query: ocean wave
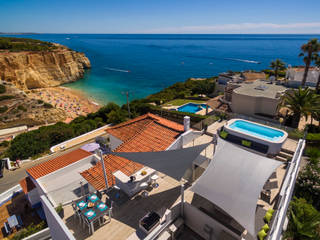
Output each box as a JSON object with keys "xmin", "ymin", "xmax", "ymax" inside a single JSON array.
[
  {"xmin": 104, "ymin": 67, "xmax": 130, "ymax": 73},
  {"xmin": 186, "ymin": 55, "xmax": 260, "ymax": 64}
]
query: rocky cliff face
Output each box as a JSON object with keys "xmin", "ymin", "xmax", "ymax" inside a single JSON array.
[{"xmin": 0, "ymin": 46, "xmax": 91, "ymax": 90}]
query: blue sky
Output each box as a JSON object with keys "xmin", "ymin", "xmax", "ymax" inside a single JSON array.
[{"xmin": 1, "ymin": 0, "xmax": 320, "ymax": 34}]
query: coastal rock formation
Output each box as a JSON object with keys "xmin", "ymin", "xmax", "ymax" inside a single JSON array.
[{"xmin": 0, "ymin": 45, "xmax": 91, "ymax": 90}]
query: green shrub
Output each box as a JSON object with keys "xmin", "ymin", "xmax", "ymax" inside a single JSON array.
[
  {"xmin": 43, "ymin": 103, "xmax": 53, "ymax": 108},
  {"xmin": 306, "ymin": 133, "xmax": 320, "ymax": 141},
  {"xmin": 37, "ymin": 99, "xmax": 44, "ymax": 104},
  {"xmin": 284, "ymin": 198, "xmax": 320, "ymax": 240},
  {"xmin": 0, "ymin": 95, "xmax": 14, "ymax": 101},
  {"xmin": 0, "ymin": 105, "xmax": 8, "ymax": 113},
  {"xmin": 17, "ymin": 105, "xmax": 27, "ymax": 112},
  {"xmin": 0, "ymin": 37, "xmax": 56, "ymax": 52},
  {"xmin": 0, "ymin": 141, "xmax": 9, "ymax": 147},
  {"xmin": 288, "ymin": 129, "xmax": 304, "ymax": 140},
  {"xmin": 0, "ymin": 84, "xmax": 6, "ymax": 94},
  {"xmin": 12, "ymin": 221, "xmax": 47, "ymax": 240}
]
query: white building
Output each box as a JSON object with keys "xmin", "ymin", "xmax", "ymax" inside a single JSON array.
[{"xmin": 286, "ymin": 66, "xmax": 320, "ymax": 88}]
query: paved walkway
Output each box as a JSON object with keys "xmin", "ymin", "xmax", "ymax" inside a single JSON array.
[{"xmin": 206, "ymin": 120, "xmax": 227, "ymax": 135}]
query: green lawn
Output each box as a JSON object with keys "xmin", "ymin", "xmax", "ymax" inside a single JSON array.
[{"xmin": 162, "ymin": 99, "xmax": 205, "ymax": 106}]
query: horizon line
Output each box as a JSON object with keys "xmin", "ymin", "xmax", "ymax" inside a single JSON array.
[{"xmin": 1, "ymin": 32, "xmax": 320, "ymax": 35}]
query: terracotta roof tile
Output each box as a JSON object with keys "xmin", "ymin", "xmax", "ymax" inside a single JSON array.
[
  {"xmin": 19, "ymin": 177, "xmax": 36, "ymax": 194},
  {"xmin": 27, "ymin": 149, "xmax": 92, "ymax": 179},
  {"xmin": 81, "ymin": 113, "xmax": 184, "ymax": 190}
]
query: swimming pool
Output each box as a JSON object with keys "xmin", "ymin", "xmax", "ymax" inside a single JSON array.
[
  {"xmin": 177, "ymin": 103, "xmax": 207, "ymax": 114},
  {"xmin": 229, "ymin": 119, "xmax": 284, "ymax": 141},
  {"xmin": 224, "ymin": 119, "xmax": 288, "ymax": 155}
]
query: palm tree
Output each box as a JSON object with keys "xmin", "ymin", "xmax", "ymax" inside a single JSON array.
[
  {"xmin": 315, "ymin": 56, "xmax": 320, "ymax": 94},
  {"xmin": 270, "ymin": 59, "xmax": 285, "ymax": 81},
  {"xmin": 282, "ymin": 87, "xmax": 319, "ymax": 128},
  {"xmin": 299, "ymin": 38, "xmax": 320, "ymax": 87}
]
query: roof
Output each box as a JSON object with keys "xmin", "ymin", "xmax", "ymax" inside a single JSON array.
[
  {"xmin": 106, "ymin": 113, "xmax": 184, "ymax": 142},
  {"xmin": 81, "ymin": 113, "xmax": 184, "ymax": 190},
  {"xmin": 242, "ymin": 72, "xmax": 266, "ymax": 81},
  {"xmin": 191, "ymin": 139, "xmax": 282, "ymax": 236},
  {"xmin": 233, "ymin": 80, "xmax": 286, "ymax": 98},
  {"xmin": 19, "ymin": 177, "xmax": 36, "ymax": 194},
  {"xmin": 27, "ymin": 149, "xmax": 92, "ymax": 179},
  {"xmin": 290, "ymin": 66, "xmax": 318, "ymax": 72}
]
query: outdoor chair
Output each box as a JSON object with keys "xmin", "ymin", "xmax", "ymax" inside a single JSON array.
[
  {"xmin": 96, "ymin": 190, "xmax": 102, "ymax": 200},
  {"xmin": 82, "ymin": 215, "xmax": 92, "ymax": 235},
  {"xmin": 72, "ymin": 201, "xmax": 82, "ymax": 223},
  {"xmin": 3, "ymin": 222, "xmax": 12, "ymax": 235},
  {"xmin": 17, "ymin": 215, "xmax": 23, "ymax": 228},
  {"xmin": 261, "ymin": 191, "xmax": 271, "ymax": 204}
]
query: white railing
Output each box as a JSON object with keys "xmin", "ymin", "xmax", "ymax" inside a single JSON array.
[
  {"xmin": 23, "ymin": 227, "xmax": 51, "ymax": 240},
  {"xmin": 50, "ymin": 124, "xmax": 111, "ymax": 152},
  {"xmin": 268, "ymin": 139, "xmax": 305, "ymax": 240}
]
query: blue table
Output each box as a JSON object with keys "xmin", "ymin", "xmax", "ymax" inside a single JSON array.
[
  {"xmin": 7, "ymin": 215, "xmax": 18, "ymax": 228},
  {"xmin": 75, "ymin": 195, "xmax": 110, "ymax": 234}
]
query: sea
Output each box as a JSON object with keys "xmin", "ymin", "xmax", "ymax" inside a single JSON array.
[{"xmin": 4, "ymin": 34, "xmax": 320, "ymax": 105}]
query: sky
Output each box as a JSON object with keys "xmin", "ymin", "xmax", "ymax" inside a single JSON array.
[{"xmin": 1, "ymin": 0, "xmax": 320, "ymax": 34}]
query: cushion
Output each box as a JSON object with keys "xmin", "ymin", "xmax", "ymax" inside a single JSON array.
[
  {"xmin": 241, "ymin": 140, "xmax": 252, "ymax": 147},
  {"xmin": 220, "ymin": 131, "xmax": 228, "ymax": 139},
  {"xmin": 257, "ymin": 229, "xmax": 267, "ymax": 240},
  {"xmin": 262, "ymin": 224, "xmax": 269, "ymax": 232},
  {"xmin": 267, "ymin": 209, "xmax": 274, "ymax": 215},
  {"xmin": 264, "ymin": 212, "xmax": 272, "ymax": 223}
]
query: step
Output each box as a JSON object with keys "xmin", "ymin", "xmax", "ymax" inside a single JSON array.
[
  {"xmin": 278, "ymin": 151, "xmax": 293, "ymax": 160},
  {"xmin": 275, "ymin": 155, "xmax": 288, "ymax": 162},
  {"xmin": 280, "ymin": 148, "xmax": 295, "ymax": 155}
]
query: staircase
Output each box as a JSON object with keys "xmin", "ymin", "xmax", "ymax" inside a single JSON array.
[{"xmin": 275, "ymin": 148, "xmax": 295, "ymax": 162}]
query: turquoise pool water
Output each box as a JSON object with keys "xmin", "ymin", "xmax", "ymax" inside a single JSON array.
[
  {"xmin": 177, "ymin": 103, "xmax": 207, "ymax": 113},
  {"xmin": 229, "ymin": 120, "xmax": 284, "ymax": 141}
]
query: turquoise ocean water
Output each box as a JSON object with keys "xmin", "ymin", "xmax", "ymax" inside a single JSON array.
[{"xmin": 5, "ymin": 34, "xmax": 320, "ymax": 105}]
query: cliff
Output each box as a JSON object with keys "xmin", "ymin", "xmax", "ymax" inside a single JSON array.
[
  {"xmin": 0, "ymin": 81, "xmax": 66, "ymax": 129},
  {"xmin": 0, "ymin": 45, "xmax": 91, "ymax": 90}
]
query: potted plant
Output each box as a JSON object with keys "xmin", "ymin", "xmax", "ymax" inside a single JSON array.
[{"xmin": 55, "ymin": 203, "xmax": 64, "ymax": 218}]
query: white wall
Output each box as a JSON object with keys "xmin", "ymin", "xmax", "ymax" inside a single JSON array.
[
  {"xmin": 40, "ymin": 195, "xmax": 75, "ymax": 240},
  {"xmin": 27, "ymin": 188, "xmax": 41, "ymax": 207},
  {"xmin": 286, "ymin": 69, "xmax": 319, "ymax": 87},
  {"xmin": 231, "ymin": 93, "xmax": 280, "ymax": 117},
  {"xmin": 183, "ymin": 203, "xmax": 241, "ymax": 240},
  {"xmin": 37, "ymin": 155, "xmax": 98, "ymax": 206},
  {"xmin": 109, "ymin": 134, "xmax": 123, "ymax": 150}
]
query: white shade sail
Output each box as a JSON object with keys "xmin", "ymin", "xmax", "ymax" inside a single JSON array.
[
  {"xmin": 191, "ymin": 139, "xmax": 282, "ymax": 236},
  {"xmin": 110, "ymin": 142, "xmax": 211, "ymax": 181}
]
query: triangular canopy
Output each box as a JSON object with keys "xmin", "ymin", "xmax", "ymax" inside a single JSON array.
[
  {"xmin": 109, "ymin": 142, "xmax": 211, "ymax": 181},
  {"xmin": 191, "ymin": 139, "xmax": 282, "ymax": 236}
]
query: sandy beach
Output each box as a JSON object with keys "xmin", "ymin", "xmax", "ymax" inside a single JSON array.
[{"xmin": 27, "ymin": 87, "xmax": 101, "ymax": 123}]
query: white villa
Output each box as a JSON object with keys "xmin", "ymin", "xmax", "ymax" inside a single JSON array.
[
  {"xmin": 19, "ymin": 113, "xmax": 304, "ymax": 240},
  {"xmin": 286, "ymin": 66, "xmax": 320, "ymax": 88}
]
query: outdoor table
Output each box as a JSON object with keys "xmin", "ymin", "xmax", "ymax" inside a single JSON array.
[
  {"xmin": 7, "ymin": 215, "xmax": 18, "ymax": 228},
  {"xmin": 75, "ymin": 194, "xmax": 110, "ymax": 234}
]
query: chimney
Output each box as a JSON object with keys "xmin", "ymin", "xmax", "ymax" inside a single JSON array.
[{"xmin": 184, "ymin": 116, "xmax": 190, "ymax": 132}]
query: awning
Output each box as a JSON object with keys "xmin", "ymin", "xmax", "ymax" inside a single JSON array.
[
  {"xmin": 191, "ymin": 139, "xmax": 282, "ymax": 236},
  {"xmin": 109, "ymin": 142, "xmax": 211, "ymax": 181}
]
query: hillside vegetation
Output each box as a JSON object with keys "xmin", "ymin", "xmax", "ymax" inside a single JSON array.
[{"xmin": 0, "ymin": 37, "xmax": 57, "ymax": 52}]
